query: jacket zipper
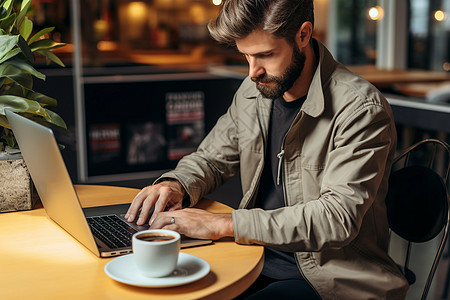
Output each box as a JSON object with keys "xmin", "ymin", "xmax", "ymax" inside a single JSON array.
[
  {"xmin": 276, "ymin": 149, "xmax": 284, "ymax": 185},
  {"xmin": 280, "ymin": 112, "xmax": 322, "ymax": 299},
  {"xmin": 276, "ymin": 108, "xmax": 302, "ymax": 186}
]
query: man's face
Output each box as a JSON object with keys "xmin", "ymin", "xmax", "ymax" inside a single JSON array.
[{"xmin": 236, "ymin": 30, "xmax": 306, "ymax": 99}]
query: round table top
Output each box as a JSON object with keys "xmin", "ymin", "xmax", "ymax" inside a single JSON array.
[{"xmin": 0, "ymin": 184, "xmax": 264, "ymax": 300}]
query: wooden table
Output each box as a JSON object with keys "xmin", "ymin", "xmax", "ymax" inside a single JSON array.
[
  {"xmin": 346, "ymin": 65, "xmax": 450, "ymax": 89},
  {"xmin": 0, "ymin": 185, "xmax": 264, "ymax": 300},
  {"xmin": 209, "ymin": 64, "xmax": 450, "ymax": 89}
]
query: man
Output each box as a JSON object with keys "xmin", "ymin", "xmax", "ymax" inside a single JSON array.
[{"xmin": 126, "ymin": 0, "xmax": 409, "ymax": 298}]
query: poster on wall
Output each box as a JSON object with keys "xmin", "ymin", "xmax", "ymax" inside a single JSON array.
[
  {"xmin": 125, "ymin": 122, "xmax": 166, "ymax": 166},
  {"xmin": 166, "ymin": 91, "xmax": 205, "ymax": 160},
  {"xmin": 88, "ymin": 124, "xmax": 121, "ymax": 164}
]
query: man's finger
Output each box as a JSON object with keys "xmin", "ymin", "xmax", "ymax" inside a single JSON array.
[
  {"xmin": 149, "ymin": 197, "xmax": 169, "ymax": 225},
  {"xmin": 136, "ymin": 193, "xmax": 159, "ymax": 225},
  {"xmin": 125, "ymin": 191, "xmax": 147, "ymax": 222},
  {"xmin": 149, "ymin": 212, "xmax": 171, "ymax": 228}
]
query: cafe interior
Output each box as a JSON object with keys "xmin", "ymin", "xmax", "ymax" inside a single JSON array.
[{"xmin": 2, "ymin": 0, "xmax": 450, "ymax": 299}]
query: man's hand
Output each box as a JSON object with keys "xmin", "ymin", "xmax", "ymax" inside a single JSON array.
[
  {"xmin": 125, "ymin": 180, "xmax": 185, "ymax": 226},
  {"xmin": 150, "ymin": 208, "xmax": 234, "ymax": 240}
]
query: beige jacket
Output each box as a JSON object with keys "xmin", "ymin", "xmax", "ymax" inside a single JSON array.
[{"xmin": 159, "ymin": 40, "xmax": 409, "ymax": 299}]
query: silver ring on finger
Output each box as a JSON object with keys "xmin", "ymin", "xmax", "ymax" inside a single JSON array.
[{"xmin": 170, "ymin": 217, "xmax": 175, "ymax": 224}]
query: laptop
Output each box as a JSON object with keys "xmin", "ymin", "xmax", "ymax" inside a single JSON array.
[{"xmin": 6, "ymin": 110, "xmax": 212, "ymax": 257}]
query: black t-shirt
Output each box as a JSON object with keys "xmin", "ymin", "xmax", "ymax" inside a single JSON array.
[{"xmin": 255, "ymin": 95, "xmax": 306, "ymax": 280}]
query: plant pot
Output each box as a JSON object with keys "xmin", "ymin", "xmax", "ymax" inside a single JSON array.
[{"xmin": 0, "ymin": 150, "xmax": 39, "ymax": 212}]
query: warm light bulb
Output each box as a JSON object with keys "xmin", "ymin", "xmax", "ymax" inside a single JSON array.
[
  {"xmin": 212, "ymin": 0, "xmax": 222, "ymax": 5},
  {"xmin": 434, "ymin": 10, "xmax": 445, "ymax": 22},
  {"xmin": 368, "ymin": 6, "xmax": 384, "ymax": 21},
  {"xmin": 128, "ymin": 2, "xmax": 147, "ymax": 22},
  {"xmin": 443, "ymin": 62, "xmax": 450, "ymax": 72}
]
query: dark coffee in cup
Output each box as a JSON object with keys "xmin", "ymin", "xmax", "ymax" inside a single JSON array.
[
  {"xmin": 133, "ymin": 229, "xmax": 181, "ymax": 277},
  {"xmin": 137, "ymin": 232, "xmax": 176, "ymax": 242}
]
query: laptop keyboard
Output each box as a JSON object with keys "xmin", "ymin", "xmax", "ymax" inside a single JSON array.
[{"xmin": 86, "ymin": 215, "xmax": 138, "ymax": 249}]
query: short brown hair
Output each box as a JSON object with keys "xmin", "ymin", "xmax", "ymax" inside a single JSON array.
[{"xmin": 208, "ymin": 0, "xmax": 314, "ymax": 46}]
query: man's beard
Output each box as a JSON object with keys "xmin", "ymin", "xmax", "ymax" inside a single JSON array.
[{"xmin": 251, "ymin": 45, "xmax": 306, "ymax": 100}]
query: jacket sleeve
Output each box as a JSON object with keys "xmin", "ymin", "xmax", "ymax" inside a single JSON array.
[
  {"xmin": 155, "ymin": 93, "xmax": 241, "ymax": 207},
  {"xmin": 233, "ymin": 100, "xmax": 396, "ymax": 252}
]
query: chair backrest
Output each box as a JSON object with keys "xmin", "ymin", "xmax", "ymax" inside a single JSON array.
[{"xmin": 385, "ymin": 139, "xmax": 450, "ymax": 300}]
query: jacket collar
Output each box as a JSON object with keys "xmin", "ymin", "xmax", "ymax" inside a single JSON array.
[{"xmin": 301, "ymin": 39, "xmax": 336, "ymax": 118}]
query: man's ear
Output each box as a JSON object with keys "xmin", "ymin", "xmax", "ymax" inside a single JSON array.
[{"xmin": 296, "ymin": 21, "xmax": 313, "ymax": 49}]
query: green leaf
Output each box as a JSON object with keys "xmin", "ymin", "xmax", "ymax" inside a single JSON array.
[
  {"xmin": 0, "ymin": 35, "xmax": 19, "ymax": 60},
  {"xmin": 17, "ymin": 34, "xmax": 34, "ymax": 63},
  {"xmin": 0, "ymin": 8, "xmax": 6, "ymax": 21},
  {"xmin": 0, "ymin": 95, "xmax": 49, "ymax": 124},
  {"xmin": 30, "ymin": 39, "xmax": 65, "ymax": 51},
  {"xmin": 0, "ymin": 96, "xmax": 66, "ymax": 131},
  {"xmin": 2, "ymin": 77, "xmax": 13, "ymax": 85},
  {"xmin": 0, "ymin": 12, "xmax": 15, "ymax": 33},
  {"xmin": 0, "ymin": 115, "xmax": 9, "ymax": 129},
  {"xmin": 2, "ymin": 57, "xmax": 46, "ymax": 81},
  {"xmin": 0, "ymin": 47, "xmax": 20, "ymax": 64},
  {"xmin": 3, "ymin": 83, "xmax": 25, "ymax": 97},
  {"xmin": 19, "ymin": 16, "xmax": 32, "ymax": 41},
  {"xmin": 20, "ymin": 0, "xmax": 32, "ymax": 13},
  {"xmin": 43, "ymin": 108, "xmax": 67, "ymax": 130},
  {"xmin": 3, "ymin": 83, "xmax": 57, "ymax": 108},
  {"xmin": 0, "ymin": 6, "xmax": 4, "ymax": 18},
  {"xmin": 0, "ymin": 95, "xmax": 47, "ymax": 115},
  {"xmin": 0, "ymin": 0, "xmax": 13, "ymax": 21},
  {"xmin": 28, "ymin": 26, "xmax": 54, "ymax": 44},
  {"xmin": 0, "ymin": 64, "xmax": 33, "ymax": 89},
  {"xmin": 16, "ymin": 0, "xmax": 31, "ymax": 30},
  {"xmin": 29, "ymin": 38, "xmax": 54, "ymax": 50},
  {"xmin": 25, "ymin": 90, "xmax": 57, "ymax": 107},
  {"xmin": 36, "ymin": 49, "xmax": 65, "ymax": 67}
]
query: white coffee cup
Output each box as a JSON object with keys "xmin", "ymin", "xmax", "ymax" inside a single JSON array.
[{"xmin": 132, "ymin": 229, "xmax": 181, "ymax": 277}]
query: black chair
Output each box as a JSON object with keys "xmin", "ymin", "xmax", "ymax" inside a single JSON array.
[{"xmin": 385, "ymin": 139, "xmax": 450, "ymax": 300}]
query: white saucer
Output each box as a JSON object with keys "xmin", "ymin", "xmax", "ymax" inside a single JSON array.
[{"xmin": 104, "ymin": 252, "xmax": 210, "ymax": 288}]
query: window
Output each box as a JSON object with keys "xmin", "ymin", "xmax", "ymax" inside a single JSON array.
[
  {"xmin": 409, "ymin": 0, "xmax": 450, "ymax": 71},
  {"xmin": 330, "ymin": 0, "xmax": 450, "ymax": 72},
  {"xmin": 328, "ymin": 0, "xmax": 378, "ymax": 65}
]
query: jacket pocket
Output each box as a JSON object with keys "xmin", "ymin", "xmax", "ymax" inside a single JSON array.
[{"xmin": 301, "ymin": 162, "xmax": 325, "ymax": 203}]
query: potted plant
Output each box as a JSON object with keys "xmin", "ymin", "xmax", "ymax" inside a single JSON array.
[{"xmin": 0, "ymin": 0, "xmax": 67, "ymax": 212}]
